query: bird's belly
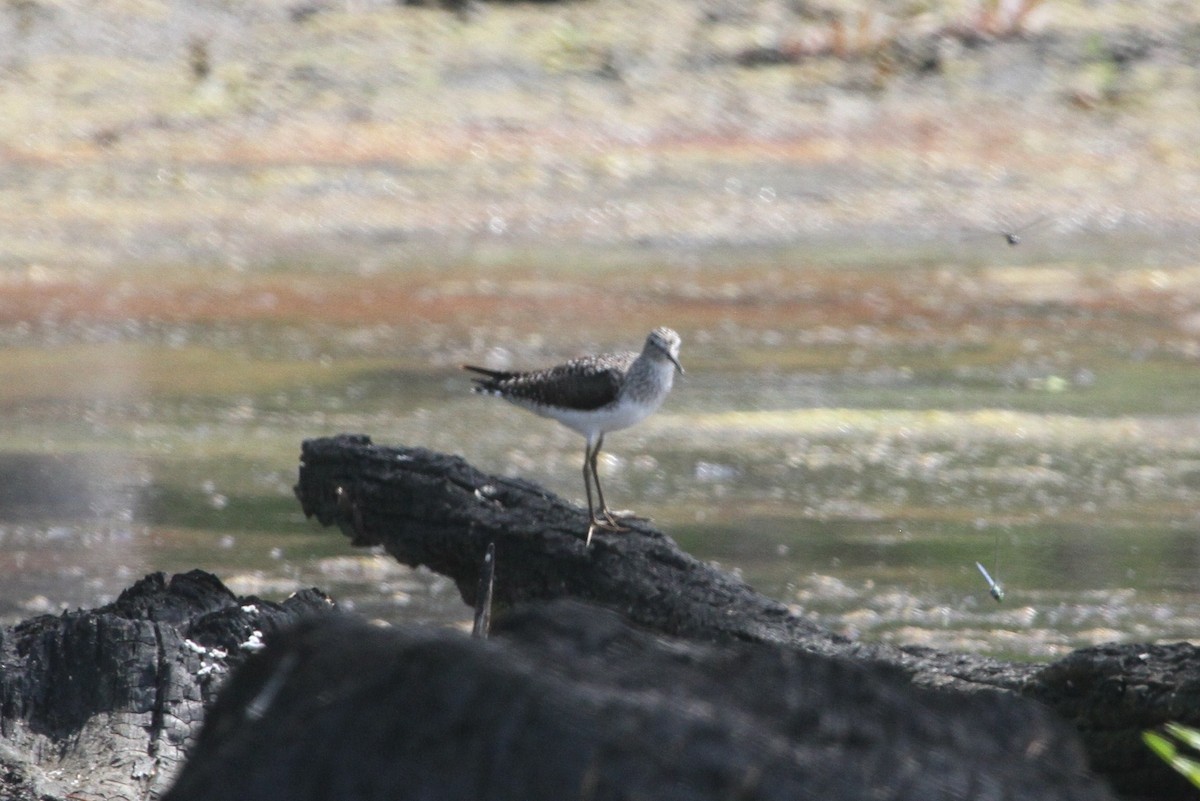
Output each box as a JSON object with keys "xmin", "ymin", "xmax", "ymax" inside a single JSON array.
[{"xmin": 526, "ymin": 398, "xmax": 657, "ymax": 437}]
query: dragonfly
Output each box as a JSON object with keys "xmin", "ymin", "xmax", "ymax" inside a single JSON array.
[
  {"xmin": 975, "ymin": 560, "xmax": 1005, "ymax": 603},
  {"xmin": 966, "ymin": 214, "xmax": 1051, "ymax": 247}
]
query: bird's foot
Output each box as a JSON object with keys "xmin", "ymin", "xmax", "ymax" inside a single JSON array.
[
  {"xmin": 584, "ymin": 513, "xmax": 628, "ymax": 547},
  {"xmin": 600, "ymin": 509, "xmax": 632, "ymax": 530},
  {"xmin": 608, "ymin": 508, "xmax": 649, "ymax": 524}
]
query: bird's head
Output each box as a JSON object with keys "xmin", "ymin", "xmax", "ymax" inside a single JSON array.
[{"xmin": 645, "ymin": 327, "xmax": 683, "ymax": 374}]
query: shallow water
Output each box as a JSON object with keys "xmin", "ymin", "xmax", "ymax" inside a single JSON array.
[{"xmin": 3, "ymin": 241, "xmax": 1200, "ymax": 661}]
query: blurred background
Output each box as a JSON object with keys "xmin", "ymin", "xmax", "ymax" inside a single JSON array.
[{"xmin": 2, "ymin": 0, "xmax": 1200, "ymax": 659}]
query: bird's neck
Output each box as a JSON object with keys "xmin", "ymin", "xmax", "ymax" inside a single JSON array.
[{"xmin": 621, "ymin": 354, "xmax": 674, "ymax": 405}]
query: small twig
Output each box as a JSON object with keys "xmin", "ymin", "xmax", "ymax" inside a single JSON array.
[{"xmin": 472, "ymin": 541, "xmax": 496, "ymax": 639}]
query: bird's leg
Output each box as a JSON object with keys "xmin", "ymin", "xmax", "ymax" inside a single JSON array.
[
  {"xmin": 583, "ymin": 438, "xmax": 601, "ymax": 546},
  {"xmin": 583, "ymin": 437, "xmax": 597, "ymax": 526},
  {"xmin": 583, "ymin": 435, "xmax": 626, "ymax": 546},
  {"xmin": 590, "ymin": 435, "xmax": 628, "ymax": 531}
]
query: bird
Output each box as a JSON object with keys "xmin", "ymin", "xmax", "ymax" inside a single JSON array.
[{"xmin": 464, "ymin": 327, "xmax": 683, "ymax": 546}]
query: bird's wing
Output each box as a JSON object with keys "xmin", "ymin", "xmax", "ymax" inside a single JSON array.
[{"xmin": 470, "ymin": 353, "xmax": 634, "ymax": 411}]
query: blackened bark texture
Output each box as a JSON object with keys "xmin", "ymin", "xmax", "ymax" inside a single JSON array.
[
  {"xmin": 1025, "ymin": 642, "xmax": 1200, "ymax": 801},
  {"xmin": 163, "ymin": 604, "xmax": 1116, "ymax": 801},
  {"xmin": 293, "ymin": 434, "xmax": 1200, "ymax": 800},
  {"xmin": 0, "ymin": 570, "xmax": 334, "ymax": 801},
  {"xmin": 293, "ymin": 435, "xmax": 1021, "ymax": 688}
]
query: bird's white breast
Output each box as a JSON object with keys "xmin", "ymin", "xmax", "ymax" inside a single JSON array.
[{"xmin": 518, "ymin": 394, "xmax": 659, "ymax": 437}]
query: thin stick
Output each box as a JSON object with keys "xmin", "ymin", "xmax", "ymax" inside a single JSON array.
[{"xmin": 472, "ymin": 542, "xmax": 496, "ymax": 638}]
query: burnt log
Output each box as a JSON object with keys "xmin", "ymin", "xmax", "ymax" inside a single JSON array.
[
  {"xmin": 293, "ymin": 434, "xmax": 1200, "ymax": 800},
  {"xmin": 0, "ymin": 569, "xmax": 334, "ymax": 801},
  {"xmin": 294, "ymin": 434, "xmax": 1023, "ymax": 689},
  {"xmin": 164, "ymin": 602, "xmax": 1115, "ymax": 801},
  {"xmin": 1025, "ymin": 642, "xmax": 1200, "ymax": 800},
  {"xmin": 0, "ymin": 435, "xmax": 1192, "ymax": 800}
]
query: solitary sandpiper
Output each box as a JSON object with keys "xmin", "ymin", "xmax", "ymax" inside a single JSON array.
[{"xmin": 464, "ymin": 327, "xmax": 683, "ymax": 546}]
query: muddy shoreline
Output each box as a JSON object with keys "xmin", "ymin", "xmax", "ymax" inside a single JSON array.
[{"xmin": 2, "ymin": 0, "xmax": 1198, "ymax": 270}]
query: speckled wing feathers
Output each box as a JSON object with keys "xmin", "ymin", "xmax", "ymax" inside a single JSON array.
[{"xmin": 465, "ymin": 352, "xmax": 635, "ymax": 411}]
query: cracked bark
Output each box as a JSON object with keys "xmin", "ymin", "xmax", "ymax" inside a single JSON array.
[
  {"xmin": 2, "ymin": 436, "xmax": 1196, "ymax": 800},
  {"xmin": 293, "ymin": 434, "xmax": 1021, "ymax": 689},
  {"xmin": 0, "ymin": 570, "xmax": 335, "ymax": 801},
  {"xmin": 164, "ymin": 604, "xmax": 1119, "ymax": 801},
  {"xmin": 289, "ymin": 433, "xmax": 1200, "ymax": 801}
]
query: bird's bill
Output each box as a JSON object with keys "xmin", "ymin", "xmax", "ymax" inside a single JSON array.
[{"xmin": 669, "ymin": 353, "xmax": 684, "ymax": 374}]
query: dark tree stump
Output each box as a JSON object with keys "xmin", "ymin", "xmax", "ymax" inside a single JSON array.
[
  {"xmin": 293, "ymin": 434, "xmax": 1021, "ymax": 689},
  {"xmin": 1025, "ymin": 642, "xmax": 1200, "ymax": 800},
  {"xmin": 164, "ymin": 603, "xmax": 1116, "ymax": 801},
  {"xmin": 2, "ymin": 436, "xmax": 1194, "ymax": 800},
  {"xmin": 0, "ymin": 570, "xmax": 334, "ymax": 801},
  {"xmin": 293, "ymin": 434, "xmax": 1200, "ymax": 800}
]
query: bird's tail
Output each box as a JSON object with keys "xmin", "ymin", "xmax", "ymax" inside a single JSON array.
[{"xmin": 462, "ymin": 364, "xmax": 513, "ymax": 393}]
